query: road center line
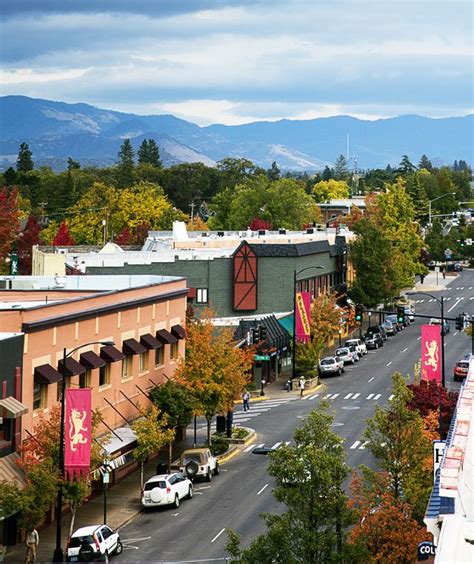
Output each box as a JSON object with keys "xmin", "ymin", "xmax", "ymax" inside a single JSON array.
[
  {"xmin": 211, "ymin": 528, "xmax": 226, "ymax": 544},
  {"xmin": 257, "ymin": 483, "xmax": 269, "ymax": 496},
  {"xmin": 447, "ymin": 299, "xmax": 461, "ymax": 313}
]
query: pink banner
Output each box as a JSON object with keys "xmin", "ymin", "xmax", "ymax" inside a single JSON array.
[
  {"xmin": 296, "ymin": 291, "xmax": 311, "ymax": 343},
  {"xmin": 421, "ymin": 324, "xmax": 441, "ymax": 383},
  {"xmin": 65, "ymin": 388, "xmax": 92, "ymax": 480}
]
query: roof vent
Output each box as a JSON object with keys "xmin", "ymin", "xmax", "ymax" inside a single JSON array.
[
  {"xmin": 201, "ymin": 232, "xmax": 209, "ymax": 237},
  {"xmin": 306, "ymin": 228, "xmax": 314, "ymax": 234},
  {"xmin": 258, "ymin": 230, "xmax": 266, "ymax": 236}
]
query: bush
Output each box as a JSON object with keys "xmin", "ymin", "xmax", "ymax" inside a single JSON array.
[
  {"xmin": 232, "ymin": 427, "xmax": 250, "ymax": 439},
  {"xmin": 210, "ymin": 434, "xmax": 229, "ymax": 456}
]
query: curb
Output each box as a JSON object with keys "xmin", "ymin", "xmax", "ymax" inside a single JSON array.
[
  {"xmin": 217, "ymin": 444, "xmax": 240, "ymax": 464},
  {"xmin": 117, "ymin": 507, "xmax": 143, "ymax": 532}
]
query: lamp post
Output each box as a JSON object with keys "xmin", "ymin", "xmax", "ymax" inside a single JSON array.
[
  {"xmin": 428, "ymin": 192, "xmax": 456, "ymax": 226},
  {"xmin": 53, "ymin": 340, "xmax": 114, "ymax": 563},
  {"xmin": 292, "ymin": 266, "xmax": 324, "ymax": 380}
]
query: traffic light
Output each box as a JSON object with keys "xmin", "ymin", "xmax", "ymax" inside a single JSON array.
[
  {"xmin": 397, "ymin": 306, "xmax": 406, "ymax": 324},
  {"xmin": 355, "ymin": 305, "xmax": 363, "ymax": 323},
  {"xmin": 259, "ymin": 326, "xmax": 267, "ymax": 341},
  {"xmin": 459, "ymin": 239, "xmax": 465, "ymax": 247},
  {"xmin": 251, "ymin": 328, "xmax": 259, "ymax": 344},
  {"xmin": 455, "ymin": 314, "xmax": 464, "ymax": 331}
]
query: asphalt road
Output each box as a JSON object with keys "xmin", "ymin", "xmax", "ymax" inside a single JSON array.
[{"xmin": 115, "ymin": 270, "xmax": 474, "ymax": 563}]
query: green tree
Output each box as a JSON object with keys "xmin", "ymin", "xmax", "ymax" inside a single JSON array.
[
  {"xmin": 17, "ymin": 142, "xmax": 34, "ymax": 172},
  {"xmin": 226, "ymin": 404, "xmax": 362, "ymax": 563},
  {"xmin": 418, "ymin": 154, "xmax": 432, "ymax": 171},
  {"xmin": 398, "ymin": 155, "xmax": 416, "ymax": 175},
  {"xmin": 321, "ymin": 166, "xmax": 332, "ymax": 181},
  {"xmin": 312, "ymin": 179, "xmax": 350, "ymax": 203},
  {"xmin": 67, "ymin": 157, "xmax": 81, "ymax": 170},
  {"xmin": 137, "ymin": 139, "xmax": 162, "ymax": 168},
  {"xmin": 116, "ymin": 138, "xmax": 135, "ymax": 188},
  {"xmin": 334, "ymin": 154, "xmax": 348, "ymax": 179},
  {"xmin": 266, "ymin": 161, "xmax": 280, "ymax": 181}
]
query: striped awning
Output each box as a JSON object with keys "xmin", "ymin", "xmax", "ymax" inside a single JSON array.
[
  {"xmin": 0, "ymin": 397, "xmax": 28, "ymax": 419},
  {"xmin": 0, "ymin": 452, "xmax": 27, "ymax": 489}
]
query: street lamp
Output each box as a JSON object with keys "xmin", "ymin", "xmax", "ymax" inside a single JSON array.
[
  {"xmin": 292, "ymin": 266, "xmax": 324, "ymax": 380},
  {"xmin": 428, "ymin": 192, "xmax": 456, "ymax": 226},
  {"xmin": 53, "ymin": 340, "xmax": 114, "ymax": 563}
]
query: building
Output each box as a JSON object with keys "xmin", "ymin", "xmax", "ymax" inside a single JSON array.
[{"xmin": 318, "ymin": 197, "xmax": 366, "ymax": 225}]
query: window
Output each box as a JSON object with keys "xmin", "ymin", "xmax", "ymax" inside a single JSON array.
[
  {"xmin": 170, "ymin": 342, "xmax": 179, "ymax": 361},
  {"xmin": 33, "ymin": 383, "xmax": 46, "ymax": 410},
  {"xmin": 99, "ymin": 364, "xmax": 110, "ymax": 387},
  {"xmin": 155, "ymin": 347, "xmax": 164, "ymax": 367},
  {"xmin": 80, "ymin": 370, "xmax": 91, "ymax": 388},
  {"xmin": 121, "ymin": 355, "xmax": 133, "ymax": 380},
  {"xmin": 139, "ymin": 351, "xmax": 149, "ymax": 372},
  {"xmin": 196, "ymin": 288, "xmax": 208, "ymax": 303}
]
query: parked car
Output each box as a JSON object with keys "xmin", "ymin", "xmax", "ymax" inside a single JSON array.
[
  {"xmin": 386, "ymin": 314, "xmax": 404, "ymax": 332},
  {"xmin": 364, "ymin": 332, "xmax": 384, "ymax": 350},
  {"xmin": 142, "ymin": 472, "xmax": 193, "ymax": 509},
  {"xmin": 345, "ymin": 343, "xmax": 360, "ymax": 361},
  {"xmin": 453, "ymin": 354, "xmax": 472, "ymax": 381},
  {"xmin": 404, "ymin": 306, "xmax": 415, "ymax": 323},
  {"xmin": 66, "ymin": 525, "xmax": 122, "ymax": 562},
  {"xmin": 381, "ymin": 319, "xmax": 396, "ymax": 336},
  {"xmin": 335, "ymin": 346, "xmax": 357, "ymax": 365},
  {"xmin": 178, "ymin": 448, "xmax": 219, "ymax": 482},
  {"xmin": 345, "ymin": 338, "xmax": 368, "ymax": 356},
  {"xmin": 318, "ymin": 356, "xmax": 345, "ymax": 376},
  {"xmin": 429, "ymin": 318, "xmax": 450, "ymax": 334},
  {"xmin": 367, "ymin": 325, "xmax": 388, "ymax": 341}
]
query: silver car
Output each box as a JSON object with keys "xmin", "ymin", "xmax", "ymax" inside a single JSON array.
[
  {"xmin": 335, "ymin": 347, "xmax": 357, "ymax": 365},
  {"xmin": 318, "ymin": 356, "xmax": 345, "ymax": 376}
]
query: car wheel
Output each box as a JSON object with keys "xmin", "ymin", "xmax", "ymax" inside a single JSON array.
[
  {"xmin": 214, "ymin": 462, "xmax": 220, "ymax": 476},
  {"xmin": 104, "ymin": 551, "xmax": 109, "ymax": 564},
  {"xmin": 206, "ymin": 469, "xmax": 213, "ymax": 482},
  {"xmin": 115, "ymin": 541, "xmax": 123, "ymax": 555},
  {"xmin": 375, "ymin": 343, "xmax": 378, "ymax": 349},
  {"xmin": 337, "ymin": 369, "xmax": 342, "ymax": 376},
  {"xmin": 187, "ymin": 486, "xmax": 193, "ymax": 499},
  {"xmin": 173, "ymin": 494, "xmax": 180, "ymax": 508}
]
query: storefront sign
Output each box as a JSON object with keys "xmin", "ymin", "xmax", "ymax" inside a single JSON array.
[
  {"xmin": 417, "ymin": 541, "xmax": 436, "ymax": 560},
  {"xmin": 254, "ymin": 355, "xmax": 270, "ymax": 361},
  {"xmin": 296, "ymin": 291, "xmax": 311, "ymax": 343},
  {"xmin": 421, "ymin": 325, "xmax": 441, "ymax": 383}
]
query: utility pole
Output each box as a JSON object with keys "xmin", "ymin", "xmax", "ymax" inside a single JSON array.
[{"xmin": 189, "ymin": 202, "xmax": 195, "ymax": 223}]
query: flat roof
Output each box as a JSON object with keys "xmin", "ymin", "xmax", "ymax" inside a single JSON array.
[{"xmin": 0, "ymin": 332, "xmax": 23, "ymax": 341}]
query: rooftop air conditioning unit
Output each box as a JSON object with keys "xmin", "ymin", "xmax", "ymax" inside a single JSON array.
[
  {"xmin": 217, "ymin": 231, "xmax": 224, "ymax": 237},
  {"xmin": 278, "ymin": 228, "xmax": 286, "ymax": 235},
  {"xmin": 306, "ymin": 228, "xmax": 314, "ymax": 234},
  {"xmin": 201, "ymin": 232, "xmax": 209, "ymax": 237},
  {"xmin": 258, "ymin": 230, "xmax": 266, "ymax": 236}
]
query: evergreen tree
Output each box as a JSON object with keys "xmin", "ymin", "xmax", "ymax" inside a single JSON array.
[
  {"xmin": 266, "ymin": 161, "xmax": 280, "ymax": 182},
  {"xmin": 4, "ymin": 167, "xmax": 17, "ymax": 186},
  {"xmin": 116, "ymin": 138, "xmax": 135, "ymax": 188},
  {"xmin": 138, "ymin": 139, "xmax": 162, "ymax": 168},
  {"xmin": 17, "ymin": 142, "xmax": 34, "ymax": 172},
  {"xmin": 322, "ymin": 166, "xmax": 332, "ymax": 181},
  {"xmin": 334, "ymin": 154, "xmax": 348, "ymax": 179},
  {"xmin": 398, "ymin": 155, "xmax": 416, "ymax": 175},
  {"xmin": 418, "ymin": 154, "xmax": 432, "ymax": 171},
  {"xmin": 67, "ymin": 157, "xmax": 81, "ymax": 170}
]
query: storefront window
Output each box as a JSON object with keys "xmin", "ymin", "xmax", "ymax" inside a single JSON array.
[{"xmin": 99, "ymin": 364, "xmax": 110, "ymax": 387}]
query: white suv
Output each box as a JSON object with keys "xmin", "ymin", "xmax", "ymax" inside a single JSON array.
[
  {"xmin": 67, "ymin": 525, "xmax": 122, "ymax": 562},
  {"xmin": 345, "ymin": 338, "xmax": 368, "ymax": 356},
  {"xmin": 142, "ymin": 472, "xmax": 193, "ymax": 509}
]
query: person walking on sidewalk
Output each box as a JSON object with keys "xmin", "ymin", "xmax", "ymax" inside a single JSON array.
[
  {"xmin": 298, "ymin": 377, "xmax": 305, "ymax": 398},
  {"xmin": 24, "ymin": 528, "xmax": 39, "ymax": 564},
  {"xmin": 242, "ymin": 390, "xmax": 250, "ymax": 412}
]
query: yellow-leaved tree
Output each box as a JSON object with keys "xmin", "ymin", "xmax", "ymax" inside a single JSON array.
[{"xmin": 312, "ymin": 179, "xmax": 350, "ymax": 203}]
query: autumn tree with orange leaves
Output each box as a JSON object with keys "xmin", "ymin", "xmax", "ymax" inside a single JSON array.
[{"xmin": 176, "ymin": 310, "xmax": 254, "ymax": 444}]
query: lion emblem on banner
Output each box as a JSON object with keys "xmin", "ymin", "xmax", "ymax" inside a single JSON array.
[
  {"xmin": 69, "ymin": 408, "xmax": 88, "ymax": 452},
  {"xmin": 424, "ymin": 339, "xmax": 439, "ymax": 370}
]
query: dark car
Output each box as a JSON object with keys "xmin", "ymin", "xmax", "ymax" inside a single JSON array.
[
  {"xmin": 386, "ymin": 314, "xmax": 404, "ymax": 332},
  {"xmin": 381, "ymin": 319, "xmax": 396, "ymax": 336},
  {"xmin": 364, "ymin": 332, "xmax": 384, "ymax": 350},
  {"xmin": 367, "ymin": 325, "xmax": 388, "ymax": 341}
]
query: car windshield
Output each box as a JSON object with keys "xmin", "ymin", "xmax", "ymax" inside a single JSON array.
[
  {"xmin": 69, "ymin": 535, "xmax": 94, "ymax": 548},
  {"xmin": 182, "ymin": 454, "xmax": 202, "ymax": 464},
  {"xmin": 386, "ymin": 315, "xmax": 397, "ymax": 321},
  {"xmin": 336, "ymin": 349, "xmax": 349, "ymax": 355},
  {"xmin": 144, "ymin": 480, "xmax": 166, "ymax": 491},
  {"xmin": 345, "ymin": 340, "xmax": 357, "ymax": 346},
  {"xmin": 320, "ymin": 359, "xmax": 334, "ymax": 365}
]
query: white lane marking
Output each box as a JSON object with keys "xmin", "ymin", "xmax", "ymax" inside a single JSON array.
[
  {"xmin": 344, "ymin": 393, "xmax": 353, "ymax": 399},
  {"xmin": 445, "ymin": 297, "xmax": 451, "ymax": 301},
  {"xmin": 419, "ymin": 299, "xmax": 425, "ymax": 303},
  {"xmin": 373, "ymin": 394, "xmax": 381, "ymax": 400},
  {"xmin": 257, "ymin": 483, "xmax": 269, "ymax": 496},
  {"xmin": 360, "ymin": 441, "xmax": 368, "ymax": 449},
  {"xmin": 368, "ymin": 377, "xmax": 374, "ymax": 383},
  {"xmin": 386, "ymin": 361, "xmax": 392, "ymax": 366},
  {"xmin": 172, "ymin": 513, "xmax": 180, "ymax": 517},
  {"xmin": 271, "ymin": 441, "xmax": 282, "ymax": 449},
  {"xmin": 447, "ymin": 299, "xmax": 462, "ymax": 313},
  {"xmin": 470, "ymin": 296, "xmax": 474, "ymax": 300},
  {"xmin": 350, "ymin": 440, "xmax": 361, "ymax": 449},
  {"xmin": 366, "ymin": 393, "xmax": 374, "ymax": 400},
  {"xmin": 389, "ymin": 394, "xmax": 394, "ymax": 401},
  {"xmin": 245, "ymin": 442, "xmax": 264, "ymax": 452},
  {"xmin": 454, "ymin": 331, "xmax": 458, "ymax": 337},
  {"xmin": 429, "ymin": 299, "xmax": 434, "ymax": 302},
  {"xmin": 402, "ymin": 347, "xmax": 408, "ymax": 352},
  {"xmin": 460, "ymin": 287, "xmax": 464, "ymax": 290},
  {"xmin": 307, "ymin": 393, "xmax": 320, "ymax": 400},
  {"xmin": 324, "ymin": 393, "xmax": 339, "ymax": 399},
  {"xmin": 285, "ymin": 441, "xmax": 291, "ymax": 446},
  {"xmin": 417, "ymin": 336, "xmax": 421, "ymax": 340},
  {"xmin": 469, "ymin": 287, "xmax": 472, "ymax": 290},
  {"xmin": 211, "ymin": 528, "xmax": 226, "ymax": 544},
  {"xmin": 232, "ymin": 418, "xmax": 250, "ymax": 422},
  {"xmin": 331, "ymin": 393, "xmax": 340, "ymax": 399},
  {"xmin": 352, "ymin": 393, "xmax": 360, "ymax": 399}
]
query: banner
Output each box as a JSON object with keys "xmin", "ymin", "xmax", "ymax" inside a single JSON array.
[
  {"xmin": 296, "ymin": 291, "xmax": 311, "ymax": 343},
  {"xmin": 421, "ymin": 324, "xmax": 441, "ymax": 383},
  {"xmin": 65, "ymin": 388, "xmax": 92, "ymax": 479}
]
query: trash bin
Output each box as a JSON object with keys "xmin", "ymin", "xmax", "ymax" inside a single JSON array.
[
  {"xmin": 156, "ymin": 462, "xmax": 168, "ymax": 474},
  {"xmin": 216, "ymin": 415, "xmax": 226, "ymax": 433},
  {"xmin": 285, "ymin": 379, "xmax": 293, "ymax": 392},
  {"xmin": 226, "ymin": 412, "xmax": 233, "ymax": 438}
]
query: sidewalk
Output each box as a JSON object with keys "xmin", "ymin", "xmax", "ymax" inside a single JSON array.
[{"xmin": 410, "ymin": 270, "xmax": 457, "ymax": 293}]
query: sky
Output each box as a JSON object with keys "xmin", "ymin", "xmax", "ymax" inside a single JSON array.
[{"xmin": 0, "ymin": 0, "xmax": 473, "ymax": 126}]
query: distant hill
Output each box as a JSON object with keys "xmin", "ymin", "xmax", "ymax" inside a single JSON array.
[{"xmin": 0, "ymin": 95, "xmax": 472, "ymax": 171}]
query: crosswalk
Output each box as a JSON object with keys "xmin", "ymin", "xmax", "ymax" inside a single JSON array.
[
  {"xmin": 242, "ymin": 438, "xmax": 377, "ymax": 452},
  {"xmin": 414, "ymin": 295, "xmax": 474, "ymax": 302}
]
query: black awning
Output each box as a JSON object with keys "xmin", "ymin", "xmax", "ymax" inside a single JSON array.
[
  {"xmin": 156, "ymin": 329, "xmax": 178, "ymax": 345},
  {"xmin": 80, "ymin": 351, "xmax": 106, "ymax": 370},
  {"xmin": 34, "ymin": 364, "xmax": 62, "ymax": 385},
  {"xmin": 171, "ymin": 324, "xmax": 186, "ymax": 340},
  {"xmin": 122, "ymin": 338, "xmax": 147, "ymax": 356},
  {"xmin": 58, "ymin": 357, "xmax": 86, "ymax": 377},
  {"xmin": 100, "ymin": 345, "xmax": 126, "ymax": 363},
  {"xmin": 140, "ymin": 333, "xmax": 162, "ymax": 350}
]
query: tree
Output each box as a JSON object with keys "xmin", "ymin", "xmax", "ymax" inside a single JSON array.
[
  {"xmin": 312, "ymin": 179, "xmax": 350, "ymax": 203},
  {"xmin": 17, "ymin": 142, "xmax": 34, "ymax": 172},
  {"xmin": 67, "ymin": 157, "xmax": 81, "ymax": 170},
  {"xmin": 138, "ymin": 139, "xmax": 162, "ymax": 168},
  {"xmin": 304, "ymin": 292, "xmax": 342, "ymax": 368},
  {"xmin": 248, "ymin": 217, "xmax": 273, "ymax": 230},
  {"xmin": 17, "ymin": 215, "xmax": 41, "ymax": 274},
  {"xmin": 334, "ymin": 154, "xmax": 348, "ymax": 179},
  {"xmin": 266, "ymin": 161, "xmax": 280, "ymax": 181},
  {"xmin": 116, "ymin": 138, "xmax": 135, "ymax": 188},
  {"xmin": 4, "ymin": 166, "xmax": 17, "ymax": 185},
  {"xmin": 226, "ymin": 404, "xmax": 362, "ymax": 563},
  {"xmin": 418, "ymin": 154, "xmax": 432, "ymax": 171},
  {"xmin": 398, "ymin": 155, "xmax": 416, "ymax": 175},
  {"xmin": 132, "ymin": 405, "xmax": 175, "ymax": 493},
  {"xmin": 52, "ymin": 221, "xmax": 76, "ymax": 246},
  {"xmin": 0, "ymin": 187, "xmax": 20, "ymax": 274},
  {"xmin": 176, "ymin": 310, "xmax": 254, "ymax": 444},
  {"xmin": 364, "ymin": 373, "xmax": 432, "ymax": 522},
  {"xmin": 187, "ymin": 216, "xmax": 209, "ymax": 231},
  {"xmin": 321, "ymin": 166, "xmax": 332, "ymax": 181}
]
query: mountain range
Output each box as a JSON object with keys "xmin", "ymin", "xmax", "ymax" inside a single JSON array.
[{"xmin": 0, "ymin": 95, "xmax": 472, "ymax": 172}]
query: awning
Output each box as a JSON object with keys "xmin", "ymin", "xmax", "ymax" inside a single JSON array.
[
  {"xmin": 34, "ymin": 364, "xmax": 62, "ymax": 385},
  {"xmin": 100, "ymin": 345, "xmax": 126, "ymax": 363},
  {"xmin": 122, "ymin": 338, "xmax": 147, "ymax": 356},
  {"xmin": 156, "ymin": 329, "xmax": 178, "ymax": 345},
  {"xmin": 58, "ymin": 357, "xmax": 86, "ymax": 377},
  {"xmin": 140, "ymin": 333, "xmax": 162, "ymax": 350},
  {"xmin": 278, "ymin": 314, "xmax": 294, "ymax": 337},
  {"xmin": 0, "ymin": 452, "xmax": 27, "ymax": 489},
  {"xmin": 171, "ymin": 324, "xmax": 186, "ymax": 340},
  {"xmin": 102, "ymin": 424, "xmax": 137, "ymax": 456},
  {"xmin": 0, "ymin": 397, "xmax": 28, "ymax": 419},
  {"xmin": 80, "ymin": 351, "xmax": 106, "ymax": 370}
]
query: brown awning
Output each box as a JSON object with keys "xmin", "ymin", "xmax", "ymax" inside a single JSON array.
[
  {"xmin": 140, "ymin": 333, "xmax": 162, "ymax": 350},
  {"xmin": 0, "ymin": 397, "xmax": 28, "ymax": 419},
  {"xmin": 171, "ymin": 324, "xmax": 186, "ymax": 340},
  {"xmin": 58, "ymin": 357, "xmax": 86, "ymax": 377},
  {"xmin": 34, "ymin": 364, "xmax": 62, "ymax": 385},
  {"xmin": 156, "ymin": 329, "xmax": 177, "ymax": 345},
  {"xmin": 123, "ymin": 338, "xmax": 147, "ymax": 356},
  {"xmin": 80, "ymin": 351, "xmax": 106, "ymax": 370},
  {"xmin": 100, "ymin": 345, "xmax": 126, "ymax": 363}
]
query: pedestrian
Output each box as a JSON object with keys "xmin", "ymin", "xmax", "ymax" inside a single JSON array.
[
  {"xmin": 419, "ymin": 273, "xmax": 425, "ymax": 284},
  {"xmin": 299, "ymin": 377, "xmax": 305, "ymax": 398},
  {"xmin": 242, "ymin": 390, "xmax": 250, "ymax": 412},
  {"xmin": 24, "ymin": 527, "xmax": 39, "ymax": 564}
]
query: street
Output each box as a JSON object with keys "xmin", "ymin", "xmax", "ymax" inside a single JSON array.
[{"xmin": 115, "ymin": 270, "xmax": 474, "ymax": 563}]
